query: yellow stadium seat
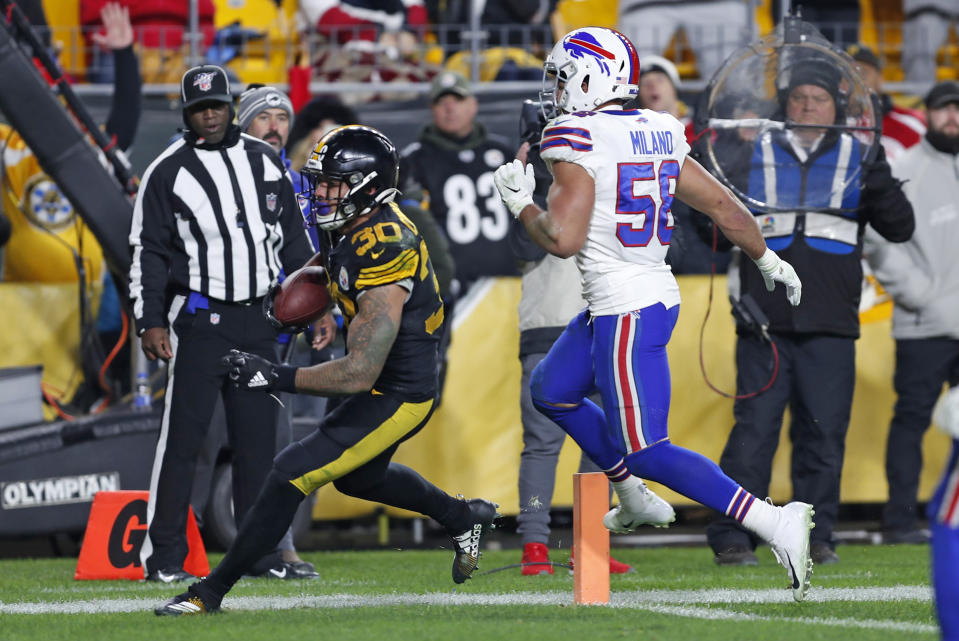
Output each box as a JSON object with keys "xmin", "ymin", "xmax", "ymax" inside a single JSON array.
[
  {"xmin": 444, "ymin": 47, "xmax": 544, "ymax": 82},
  {"xmin": 550, "ymin": 0, "xmax": 618, "ymax": 35},
  {"xmin": 41, "ymin": 0, "xmax": 85, "ymax": 77},
  {"xmin": 860, "ymin": 0, "xmax": 958, "ymax": 83},
  {"xmin": 211, "ymin": 0, "xmax": 299, "ymax": 85}
]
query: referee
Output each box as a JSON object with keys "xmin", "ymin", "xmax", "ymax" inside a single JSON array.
[{"xmin": 129, "ymin": 65, "xmax": 313, "ymax": 582}]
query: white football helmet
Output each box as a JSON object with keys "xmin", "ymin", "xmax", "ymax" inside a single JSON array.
[{"xmin": 541, "ymin": 27, "xmax": 640, "ymax": 115}]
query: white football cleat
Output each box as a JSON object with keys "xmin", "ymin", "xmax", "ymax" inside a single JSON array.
[
  {"xmin": 603, "ymin": 482, "xmax": 676, "ymax": 533},
  {"xmin": 769, "ymin": 501, "xmax": 815, "ymax": 602}
]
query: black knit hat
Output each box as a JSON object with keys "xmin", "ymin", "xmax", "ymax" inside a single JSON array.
[{"xmin": 786, "ymin": 60, "xmax": 841, "ymax": 102}]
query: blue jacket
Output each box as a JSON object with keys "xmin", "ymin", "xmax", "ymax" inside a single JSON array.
[{"xmin": 738, "ymin": 131, "xmax": 914, "ymax": 337}]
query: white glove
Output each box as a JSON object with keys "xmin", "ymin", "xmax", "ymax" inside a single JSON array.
[
  {"xmin": 493, "ymin": 159, "xmax": 535, "ymax": 218},
  {"xmin": 934, "ymin": 386, "xmax": 959, "ymax": 439},
  {"xmin": 753, "ymin": 248, "xmax": 802, "ymax": 306}
]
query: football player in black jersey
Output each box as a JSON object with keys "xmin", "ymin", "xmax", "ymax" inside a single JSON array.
[{"xmin": 155, "ymin": 126, "xmax": 498, "ymax": 616}]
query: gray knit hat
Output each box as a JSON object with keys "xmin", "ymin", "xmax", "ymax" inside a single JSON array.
[{"xmin": 237, "ymin": 85, "xmax": 294, "ymax": 133}]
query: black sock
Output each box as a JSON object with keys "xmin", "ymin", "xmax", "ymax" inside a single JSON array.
[
  {"xmin": 194, "ymin": 470, "xmax": 305, "ymax": 606},
  {"xmin": 335, "ymin": 463, "xmax": 471, "ymax": 533}
]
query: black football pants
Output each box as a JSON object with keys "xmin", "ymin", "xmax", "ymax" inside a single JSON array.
[
  {"xmin": 142, "ymin": 294, "xmax": 280, "ymax": 575},
  {"xmin": 706, "ymin": 332, "xmax": 855, "ymax": 552},
  {"xmin": 883, "ymin": 337, "xmax": 959, "ymax": 533},
  {"xmin": 195, "ymin": 390, "xmax": 473, "ymax": 602}
]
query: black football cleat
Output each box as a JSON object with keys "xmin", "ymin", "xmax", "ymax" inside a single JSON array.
[
  {"xmin": 450, "ymin": 498, "xmax": 499, "ymax": 584},
  {"xmin": 251, "ymin": 560, "xmax": 320, "ymax": 580},
  {"xmin": 154, "ymin": 589, "xmax": 219, "ymax": 616}
]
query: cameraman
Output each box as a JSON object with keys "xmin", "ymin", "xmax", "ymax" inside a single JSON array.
[{"xmin": 508, "ymin": 101, "xmax": 654, "ymax": 575}]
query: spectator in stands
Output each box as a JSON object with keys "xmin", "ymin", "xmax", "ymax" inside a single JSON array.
[
  {"xmin": 298, "ymin": 0, "xmax": 425, "ymax": 49},
  {"xmin": 401, "ymin": 71, "xmax": 518, "ymax": 298},
  {"xmin": 480, "ymin": 0, "xmax": 557, "ymax": 49},
  {"xmin": 618, "ymin": 0, "xmax": 752, "ymax": 81},
  {"xmin": 847, "ymin": 44, "xmax": 926, "ymax": 163},
  {"xmin": 401, "ymin": 72, "xmax": 517, "ymax": 401},
  {"xmin": 864, "ymin": 81, "xmax": 959, "ymax": 546},
  {"xmin": 902, "ymin": 0, "xmax": 959, "ymax": 86},
  {"xmin": 130, "ymin": 65, "xmax": 315, "ymax": 583},
  {"xmin": 80, "ymin": 0, "xmax": 216, "ymax": 84},
  {"xmin": 704, "ymin": 58, "xmax": 915, "ymax": 567},
  {"xmin": 638, "ymin": 55, "xmax": 686, "ymax": 123}
]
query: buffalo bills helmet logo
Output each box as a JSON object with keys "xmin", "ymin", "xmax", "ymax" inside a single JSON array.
[
  {"xmin": 193, "ymin": 72, "xmax": 216, "ymax": 92},
  {"xmin": 563, "ymin": 31, "xmax": 615, "ymax": 76}
]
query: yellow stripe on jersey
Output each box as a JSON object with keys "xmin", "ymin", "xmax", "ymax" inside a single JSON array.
[
  {"xmin": 356, "ymin": 248, "xmax": 418, "ymax": 288},
  {"xmin": 424, "ymin": 304, "xmax": 444, "ymax": 335},
  {"xmin": 391, "ymin": 203, "xmax": 418, "ymax": 234},
  {"xmin": 329, "ymin": 280, "xmax": 356, "ymax": 319},
  {"xmin": 289, "ymin": 398, "xmax": 434, "ymax": 495},
  {"xmin": 418, "ymin": 240, "xmax": 430, "ymax": 281}
]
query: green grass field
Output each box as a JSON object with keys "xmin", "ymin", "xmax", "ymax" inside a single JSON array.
[{"xmin": 0, "ymin": 544, "xmax": 939, "ymax": 641}]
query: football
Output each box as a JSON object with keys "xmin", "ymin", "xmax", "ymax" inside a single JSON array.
[{"xmin": 271, "ymin": 265, "xmax": 333, "ymax": 328}]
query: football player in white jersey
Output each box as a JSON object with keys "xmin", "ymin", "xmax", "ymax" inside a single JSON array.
[{"xmin": 494, "ymin": 27, "xmax": 814, "ymax": 601}]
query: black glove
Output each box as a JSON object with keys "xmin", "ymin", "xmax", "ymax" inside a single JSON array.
[{"xmin": 222, "ymin": 349, "xmax": 297, "ymax": 393}]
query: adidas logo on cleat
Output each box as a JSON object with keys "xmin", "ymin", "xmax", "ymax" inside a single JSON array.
[
  {"xmin": 154, "ymin": 591, "xmax": 219, "ymax": 616},
  {"xmin": 451, "ymin": 498, "xmax": 500, "ymax": 584}
]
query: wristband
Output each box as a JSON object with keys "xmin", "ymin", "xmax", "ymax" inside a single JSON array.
[{"xmin": 275, "ymin": 366, "xmax": 298, "ymax": 393}]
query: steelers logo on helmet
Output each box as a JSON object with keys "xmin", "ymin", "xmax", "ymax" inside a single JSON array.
[
  {"xmin": 300, "ymin": 125, "xmax": 400, "ymax": 231},
  {"xmin": 541, "ymin": 27, "xmax": 640, "ymax": 118}
]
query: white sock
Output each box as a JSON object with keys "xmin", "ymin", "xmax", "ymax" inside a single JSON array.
[
  {"xmin": 741, "ymin": 496, "xmax": 782, "ymax": 542},
  {"xmin": 611, "ymin": 475, "xmax": 645, "ymax": 512}
]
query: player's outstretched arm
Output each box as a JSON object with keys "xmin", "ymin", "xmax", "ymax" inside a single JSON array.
[
  {"xmin": 494, "ymin": 159, "xmax": 594, "ymax": 259},
  {"xmin": 675, "ymin": 157, "xmax": 802, "ymax": 306}
]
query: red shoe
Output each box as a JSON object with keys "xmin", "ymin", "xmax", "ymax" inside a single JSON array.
[
  {"xmin": 569, "ymin": 548, "xmax": 634, "ymax": 574},
  {"xmin": 609, "ymin": 556, "xmax": 634, "ymax": 574},
  {"xmin": 521, "ymin": 542, "xmax": 554, "ymax": 575}
]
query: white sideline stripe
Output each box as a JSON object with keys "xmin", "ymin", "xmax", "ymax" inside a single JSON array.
[
  {"xmin": 0, "ymin": 585, "xmax": 935, "ymax": 632},
  {"xmin": 639, "ymin": 604, "xmax": 937, "ymax": 634}
]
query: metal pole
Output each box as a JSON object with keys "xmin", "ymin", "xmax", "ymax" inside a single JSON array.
[
  {"xmin": 189, "ymin": 0, "xmax": 200, "ymax": 69},
  {"xmin": 469, "ymin": 0, "xmax": 481, "ymax": 84}
]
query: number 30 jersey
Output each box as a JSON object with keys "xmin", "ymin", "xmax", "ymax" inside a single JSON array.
[
  {"xmin": 319, "ymin": 202, "xmax": 445, "ymax": 401},
  {"xmin": 539, "ymin": 108, "xmax": 690, "ymax": 315}
]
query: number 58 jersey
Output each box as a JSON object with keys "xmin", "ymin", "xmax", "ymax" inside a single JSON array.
[{"xmin": 539, "ymin": 108, "xmax": 690, "ymax": 315}]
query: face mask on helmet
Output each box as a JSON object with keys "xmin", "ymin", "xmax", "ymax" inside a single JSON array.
[
  {"xmin": 300, "ymin": 125, "xmax": 401, "ymax": 231},
  {"xmin": 540, "ymin": 27, "xmax": 640, "ymax": 118}
]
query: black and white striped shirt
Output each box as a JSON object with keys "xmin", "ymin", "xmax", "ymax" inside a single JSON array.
[{"xmin": 128, "ymin": 126, "xmax": 313, "ymax": 333}]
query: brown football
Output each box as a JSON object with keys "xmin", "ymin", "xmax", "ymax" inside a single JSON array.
[{"xmin": 273, "ymin": 265, "xmax": 333, "ymax": 327}]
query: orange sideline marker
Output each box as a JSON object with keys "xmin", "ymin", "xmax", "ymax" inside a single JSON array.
[
  {"xmin": 75, "ymin": 490, "xmax": 209, "ymax": 580},
  {"xmin": 573, "ymin": 472, "xmax": 609, "ymax": 605}
]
